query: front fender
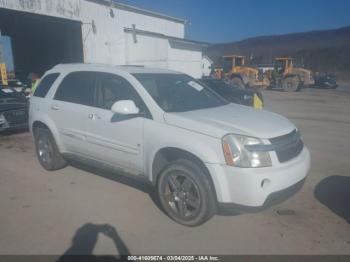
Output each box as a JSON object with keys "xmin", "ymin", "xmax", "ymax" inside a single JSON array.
[{"xmin": 143, "ymin": 121, "xmax": 224, "ymax": 183}]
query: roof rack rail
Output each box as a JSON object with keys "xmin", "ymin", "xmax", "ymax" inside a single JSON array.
[{"xmin": 119, "ymin": 65, "xmax": 145, "ymax": 67}]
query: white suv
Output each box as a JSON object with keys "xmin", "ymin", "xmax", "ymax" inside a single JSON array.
[{"xmin": 29, "ymin": 64, "xmax": 310, "ymax": 226}]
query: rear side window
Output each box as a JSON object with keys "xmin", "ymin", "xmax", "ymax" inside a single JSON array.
[
  {"xmin": 54, "ymin": 72, "xmax": 95, "ymax": 106},
  {"xmin": 33, "ymin": 73, "xmax": 60, "ymax": 98}
]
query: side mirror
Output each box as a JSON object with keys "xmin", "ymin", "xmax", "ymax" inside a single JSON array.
[{"xmin": 111, "ymin": 100, "xmax": 139, "ymax": 115}]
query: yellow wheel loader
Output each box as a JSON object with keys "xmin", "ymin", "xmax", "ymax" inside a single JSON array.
[
  {"xmin": 267, "ymin": 57, "xmax": 314, "ymax": 92},
  {"xmin": 216, "ymin": 55, "xmax": 269, "ymax": 89}
]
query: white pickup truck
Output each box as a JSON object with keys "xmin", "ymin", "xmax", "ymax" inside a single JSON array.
[{"xmin": 29, "ymin": 64, "xmax": 310, "ymax": 226}]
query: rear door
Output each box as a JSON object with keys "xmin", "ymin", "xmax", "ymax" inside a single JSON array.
[
  {"xmin": 50, "ymin": 71, "xmax": 96, "ymax": 156},
  {"xmin": 84, "ymin": 72, "xmax": 150, "ymax": 174}
]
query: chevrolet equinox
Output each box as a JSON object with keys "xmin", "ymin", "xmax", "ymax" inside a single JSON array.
[{"xmin": 29, "ymin": 64, "xmax": 310, "ymax": 226}]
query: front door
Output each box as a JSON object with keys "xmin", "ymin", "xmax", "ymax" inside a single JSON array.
[{"xmin": 84, "ymin": 72, "xmax": 149, "ymax": 175}]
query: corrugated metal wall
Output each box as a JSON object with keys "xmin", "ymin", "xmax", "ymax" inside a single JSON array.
[
  {"xmin": 0, "ymin": 0, "xmax": 81, "ymax": 20},
  {"xmin": 0, "ymin": 0, "xmax": 205, "ymax": 77},
  {"xmin": 167, "ymin": 41, "xmax": 203, "ymax": 78}
]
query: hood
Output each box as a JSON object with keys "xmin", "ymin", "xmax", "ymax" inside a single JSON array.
[{"xmin": 164, "ymin": 104, "xmax": 295, "ymax": 139}]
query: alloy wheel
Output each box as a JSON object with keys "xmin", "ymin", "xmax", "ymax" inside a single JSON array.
[
  {"xmin": 37, "ymin": 137, "xmax": 54, "ymax": 164},
  {"xmin": 162, "ymin": 171, "xmax": 201, "ymax": 219}
]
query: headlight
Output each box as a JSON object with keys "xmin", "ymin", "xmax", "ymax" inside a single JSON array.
[
  {"xmin": 222, "ymin": 134, "xmax": 272, "ymax": 168},
  {"xmin": 0, "ymin": 114, "xmax": 6, "ymax": 125}
]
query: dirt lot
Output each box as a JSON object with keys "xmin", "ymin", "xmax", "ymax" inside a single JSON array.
[{"xmin": 0, "ymin": 86, "xmax": 349, "ymax": 255}]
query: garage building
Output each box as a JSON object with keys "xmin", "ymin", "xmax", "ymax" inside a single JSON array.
[{"xmin": 0, "ymin": 0, "xmax": 208, "ymax": 79}]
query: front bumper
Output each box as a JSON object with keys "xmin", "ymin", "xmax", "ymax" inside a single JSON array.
[
  {"xmin": 218, "ymin": 178, "xmax": 305, "ymax": 213},
  {"xmin": 0, "ymin": 122, "xmax": 28, "ymax": 132},
  {"xmin": 0, "ymin": 115, "xmax": 28, "ymax": 132},
  {"xmin": 206, "ymin": 146, "xmax": 310, "ymax": 207}
]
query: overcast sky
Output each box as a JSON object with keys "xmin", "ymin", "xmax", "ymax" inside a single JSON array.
[{"xmin": 119, "ymin": 0, "xmax": 350, "ymax": 43}]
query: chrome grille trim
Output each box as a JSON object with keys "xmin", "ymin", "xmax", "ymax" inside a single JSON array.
[{"xmin": 246, "ymin": 129, "xmax": 304, "ymax": 163}]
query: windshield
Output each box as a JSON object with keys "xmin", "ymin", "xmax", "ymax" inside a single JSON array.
[
  {"xmin": 235, "ymin": 57, "xmax": 244, "ymax": 66},
  {"xmin": 133, "ymin": 73, "xmax": 228, "ymax": 112},
  {"xmin": 274, "ymin": 60, "xmax": 286, "ymax": 71}
]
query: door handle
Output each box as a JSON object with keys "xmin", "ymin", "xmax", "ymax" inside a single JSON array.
[
  {"xmin": 88, "ymin": 113, "xmax": 101, "ymax": 120},
  {"xmin": 51, "ymin": 105, "xmax": 60, "ymax": 111}
]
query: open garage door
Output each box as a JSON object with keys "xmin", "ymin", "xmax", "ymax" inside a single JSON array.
[{"xmin": 0, "ymin": 8, "xmax": 83, "ymax": 80}]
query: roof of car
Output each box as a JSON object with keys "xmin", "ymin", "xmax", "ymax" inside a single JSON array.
[{"xmin": 52, "ymin": 63, "xmax": 181, "ymax": 75}]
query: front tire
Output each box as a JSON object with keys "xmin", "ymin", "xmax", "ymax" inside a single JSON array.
[
  {"xmin": 34, "ymin": 127, "xmax": 67, "ymax": 171},
  {"xmin": 282, "ymin": 76, "xmax": 300, "ymax": 92},
  {"xmin": 157, "ymin": 159, "xmax": 216, "ymax": 226}
]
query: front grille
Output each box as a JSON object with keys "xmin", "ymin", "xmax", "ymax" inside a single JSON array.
[
  {"xmin": 275, "ymin": 139, "xmax": 304, "ymax": 163},
  {"xmin": 269, "ymin": 129, "xmax": 304, "ymax": 163},
  {"xmin": 3, "ymin": 109, "xmax": 28, "ymax": 126}
]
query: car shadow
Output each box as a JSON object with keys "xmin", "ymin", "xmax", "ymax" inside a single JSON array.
[
  {"xmin": 68, "ymin": 160, "xmax": 241, "ymax": 218},
  {"xmin": 216, "ymin": 209, "xmax": 240, "ymax": 216},
  {"xmin": 68, "ymin": 160, "xmax": 163, "ymax": 213},
  {"xmin": 57, "ymin": 223, "xmax": 129, "ymax": 261},
  {"xmin": 314, "ymin": 175, "xmax": 350, "ymax": 224}
]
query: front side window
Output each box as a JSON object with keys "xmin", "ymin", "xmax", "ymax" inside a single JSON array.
[
  {"xmin": 133, "ymin": 73, "xmax": 228, "ymax": 113},
  {"xmin": 54, "ymin": 72, "xmax": 95, "ymax": 106},
  {"xmin": 93, "ymin": 72, "xmax": 151, "ymax": 118}
]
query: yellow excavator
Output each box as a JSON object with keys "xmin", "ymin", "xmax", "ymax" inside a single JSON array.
[
  {"xmin": 267, "ymin": 57, "xmax": 314, "ymax": 92},
  {"xmin": 0, "ymin": 37, "xmax": 9, "ymax": 86},
  {"xmin": 214, "ymin": 55, "xmax": 269, "ymax": 89},
  {"xmin": 0, "ymin": 63, "xmax": 8, "ymax": 86}
]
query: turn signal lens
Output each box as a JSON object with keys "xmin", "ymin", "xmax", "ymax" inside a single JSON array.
[{"xmin": 222, "ymin": 140, "xmax": 234, "ymax": 166}]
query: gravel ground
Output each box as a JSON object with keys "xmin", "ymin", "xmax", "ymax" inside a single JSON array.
[{"xmin": 0, "ymin": 86, "xmax": 349, "ymax": 255}]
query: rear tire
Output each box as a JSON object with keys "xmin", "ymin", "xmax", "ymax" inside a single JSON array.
[
  {"xmin": 157, "ymin": 159, "xmax": 216, "ymax": 226},
  {"xmin": 282, "ymin": 76, "xmax": 300, "ymax": 92},
  {"xmin": 34, "ymin": 127, "xmax": 67, "ymax": 171}
]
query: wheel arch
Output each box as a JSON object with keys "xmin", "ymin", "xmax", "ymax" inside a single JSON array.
[
  {"xmin": 151, "ymin": 147, "xmax": 218, "ymax": 202},
  {"xmin": 31, "ymin": 118, "xmax": 65, "ymax": 153},
  {"xmin": 32, "ymin": 121, "xmax": 50, "ymax": 132}
]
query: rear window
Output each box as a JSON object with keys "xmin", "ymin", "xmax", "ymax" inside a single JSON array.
[{"xmin": 33, "ymin": 73, "xmax": 60, "ymax": 98}]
